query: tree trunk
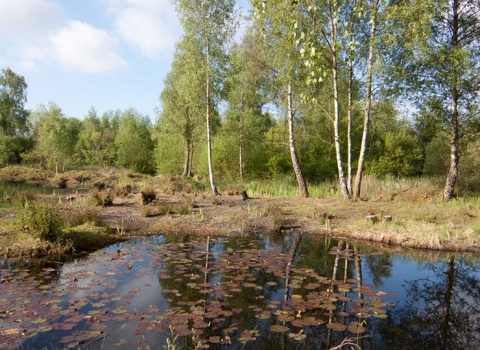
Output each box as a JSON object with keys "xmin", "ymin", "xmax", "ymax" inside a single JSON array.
[
  {"xmin": 347, "ymin": 51, "xmax": 354, "ymax": 195},
  {"xmin": 287, "ymin": 83, "xmax": 309, "ymax": 198},
  {"xmin": 346, "ymin": 3, "xmax": 357, "ymax": 195},
  {"xmin": 239, "ymin": 137, "xmax": 244, "ymax": 182},
  {"xmin": 354, "ymin": 0, "xmax": 377, "ymax": 200},
  {"xmin": 206, "ymin": 41, "xmax": 219, "ymax": 196},
  {"xmin": 182, "ymin": 143, "xmax": 190, "ymax": 177},
  {"xmin": 444, "ymin": 0, "xmax": 460, "ymax": 201},
  {"xmin": 331, "ymin": 7, "xmax": 350, "ymax": 199}
]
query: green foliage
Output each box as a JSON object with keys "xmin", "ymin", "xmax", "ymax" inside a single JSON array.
[
  {"xmin": 76, "ymin": 108, "xmax": 119, "ymax": 167},
  {"xmin": 0, "ymin": 131, "xmax": 34, "ymax": 165},
  {"xmin": 155, "ymin": 132, "xmax": 186, "ymax": 175},
  {"xmin": 423, "ymin": 133, "xmax": 450, "ymax": 176},
  {"xmin": 115, "ymin": 109, "xmax": 154, "ymax": 174},
  {"xmin": 33, "ymin": 103, "xmax": 81, "ymax": 173},
  {"xmin": 18, "ymin": 201, "xmax": 63, "ymax": 241},
  {"xmin": 368, "ymin": 129, "xmax": 423, "ymax": 177},
  {"xmin": 0, "ymin": 68, "xmax": 29, "ymax": 136}
]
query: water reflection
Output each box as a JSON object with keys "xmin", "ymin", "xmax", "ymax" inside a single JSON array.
[{"xmin": 0, "ymin": 234, "xmax": 479, "ymax": 349}]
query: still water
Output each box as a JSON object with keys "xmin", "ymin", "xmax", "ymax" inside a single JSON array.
[{"xmin": 1, "ymin": 234, "xmax": 479, "ymax": 349}]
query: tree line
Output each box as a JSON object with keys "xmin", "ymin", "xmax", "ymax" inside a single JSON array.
[{"xmin": 1, "ymin": 0, "xmax": 479, "ymax": 200}]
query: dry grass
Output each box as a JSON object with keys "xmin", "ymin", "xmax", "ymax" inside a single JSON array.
[{"xmin": 2, "ymin": 168, "xmax": 480, "ymax": 257}]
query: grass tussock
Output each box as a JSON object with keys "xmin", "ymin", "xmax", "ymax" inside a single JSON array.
[
  {"xmin": 266, "ymin": 203, "xmax": 287, "ymax": 231},
  {"xmin": 140, "ymin": 186, "xmax": 156, "ymax": 205},
  {"xmin": 87, "ymin": 189, "xmax": 114, "ymax": 206},
  {"xmin": 175, "ymin": 197, "xmax": 195, "ymax": 215}
]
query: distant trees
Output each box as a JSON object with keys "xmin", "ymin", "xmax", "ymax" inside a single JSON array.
[
  {"xmin": 76, "ymin": 107, "xmax": 119, "ymax": 168},
  {"xmin": 1, "ymin": 0, "xmax": 479, "ymax": 199},
  {"xmin": 115, "ymin": 109, "xmax": 154, "ymax": 174},
  {"xmin": 0, "ymin": 68, "xmax": 31, "ymax": 165},
  {"xmin": 33, "ymin": 103, "xmax": 81, "ymax": 174}
]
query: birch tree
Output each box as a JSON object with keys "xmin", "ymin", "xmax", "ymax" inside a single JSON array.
[
  {"xmin": 253, "ymin": 0, "xmax": 310, "ymax": 197},
  {"xmin": 171, "ymin": 0, "xmax": 238, "ymax": 195},
  {"xmin": 390, "ymin": 0, "xmax": 480, "ymax": 200},
  {"xmin": 158, "ymin": 36, "xmax": 205, "ymax": 177}
]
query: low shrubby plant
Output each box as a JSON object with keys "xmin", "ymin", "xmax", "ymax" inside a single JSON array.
[
  {"xmin": 175, "ymin": 197, "xmax": 194, "ymax": 215},
  {"xmin": 18, "ymin": 201, "xmax": 63, "ymax": 242},
  {"xmin": 266, "ymin": 203, "xmax": 286, "ymax": 231},
  {"xmin": 62, "ymin": 206, "xmax": 104, "ymax": 227},
  {"xmin": 114, "ymin": 183, "xmax": 132, "ymax": 198},
  {"xmin": 140, "ymin": 186, "xmax": 156, "ymax": 205},
  {"xmin": 87, "ymin": 189, "xmax": 113, "ymax": 206}
]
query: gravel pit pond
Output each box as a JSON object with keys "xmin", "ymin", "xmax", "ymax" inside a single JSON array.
[{"xmin": 1, "ymin": 233, "xmax": 480, "ymax": 350}]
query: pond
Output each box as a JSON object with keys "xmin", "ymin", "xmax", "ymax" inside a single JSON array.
[{"xmin": 1, "ymin": 233, "xmax": 480, "ymax": 349}]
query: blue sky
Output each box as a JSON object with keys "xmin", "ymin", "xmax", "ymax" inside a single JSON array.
[{"xmin": 0, "ymin": 0, "xmax": 252, "ymax": 122}]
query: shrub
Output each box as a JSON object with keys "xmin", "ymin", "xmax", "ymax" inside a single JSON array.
[
  {"xmin": 62, "ymin": 206, "xmax": 103, "ymax": 227},
  {"xmin": 87, "ymin": 189, "xmax": 113, "ymax": 206},
  {"xmin": 140, "ymin": 186, "xmax": 156, "ymax": 205},
  {"xmin": 175, "ymin": 197, "xmax": 194, "ymax": 215},
  {"xmin": 18, "ymin": 202, "xmax": 62, "ymax": 241},
  {"xmin": 113, "ymin": 183, "xmax": 132, "ymax": 198},
  {"xmin": 267, "ymin": 203, "xmax": 286, "ymax": 231}
]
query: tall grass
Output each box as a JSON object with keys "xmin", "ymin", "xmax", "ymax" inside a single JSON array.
[{"xmin": 217, "ymin": 177, "xmax": 342, "ymax": 198}]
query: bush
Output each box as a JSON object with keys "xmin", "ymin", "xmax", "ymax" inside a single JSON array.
[
  {"xmin": 62, "ymin": 206, "xmax": 103, "ymax": 227},
  {"xmin": 140, "ymin": 186, "xmax": 156, "ymax": 205},
  {"xmin": 113, "ymin": 183, "xmax": 132, "ymax": 198},
  {"xmin": 18, "ymin": 202, "xmax": 63, "ymax": 241},
  {"xmin": 175, "ymin": 197, "xmax": 194, "ymax": 215},
  {"xmin": 87, "ymin": 189, "xmax": 113, "ymax": 206}
]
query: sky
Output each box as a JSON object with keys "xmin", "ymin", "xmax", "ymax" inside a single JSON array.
[{"xmin": 0, "ymin": 0, "xmax": 252, "ymax": 122}]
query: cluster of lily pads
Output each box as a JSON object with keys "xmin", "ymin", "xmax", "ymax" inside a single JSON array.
[{"xmin": 0, "ymin": 235, "xmax": 394, "ymax": 349}]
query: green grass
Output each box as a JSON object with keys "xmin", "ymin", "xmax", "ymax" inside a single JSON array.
[{"xmin": 218, "ymin": 177, "xmax": 342, "ymax": 198}]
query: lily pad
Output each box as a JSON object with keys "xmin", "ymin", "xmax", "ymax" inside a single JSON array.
[
  {"xmin": 271, "ymin": 325, "xmax": 289, "ymax": 333},
  {"xmin": 348, "ymin": 322, "xmax": 366, "ymax": 334}
]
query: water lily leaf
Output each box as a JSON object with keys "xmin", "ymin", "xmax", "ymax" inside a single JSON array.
[
  {"xmin": 348, "ymin": 322, "xmax": 366, "ymax": 334},
  {"xmin": 32, "ymin": 317, "xmax": 47, "ymax": 324},
  {"xmin": 111, "ymin": 339, "xmax": 128, "ymax": 347},
  {"xmin": 271, "ymin": 325, "xmax": 289, "ymax": 333},
  {"xmin": 277, "ymin": 315, "xmax": 295, "ymax": 322},
  {"xmin": 326, "ymin": 322, "xmax": 347, "ymax": 332},
  {"xmin": 5, "ymin": 328, "xmax": 20, "ymax": 335},
  {"xmin": 288, "ymin": 332, "xmax": 307, "ymax": 341},
  {"xmin": 112, "ymin": 307, "xmax": 128, "ymax": 314},
  {"xmin": 209, "ymin": 336, "xmax": 221, "ymax": 343}
]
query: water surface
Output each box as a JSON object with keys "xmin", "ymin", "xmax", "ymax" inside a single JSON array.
[{"xmin": 1, "ymin": 234, "xmax": 479, "ymax": 349}]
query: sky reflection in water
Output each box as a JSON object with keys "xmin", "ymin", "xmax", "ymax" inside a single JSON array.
[{"xmin": 1, "ymin": 234, "xmax": 480, "ymax": 349}]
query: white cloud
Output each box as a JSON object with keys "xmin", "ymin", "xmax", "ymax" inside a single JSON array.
[
  {"xmin": 0, "ymin": 0, "xmax": 63, "ymax": 39},
  {"xmin": 50, "ymin": 21, "xmax": 128, "ymax": 73},
  {"xmin": 0, "ymin": 0, "xmax": 63, "ymax": 71},
  {"xmin": 0, "ymin": 1, "xmax": 129, "ymax": 74},
  {"xmin": 102, "ymin": 0, "xmax": 182, "ymax": 58}
]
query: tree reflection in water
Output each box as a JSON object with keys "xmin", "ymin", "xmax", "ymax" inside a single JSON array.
[
  {"xmin": 378, "ymin": 256, "xmax": 480, "ymax": 349},
  {"xmin": 2, "ymin": 234, "xmax": 479, "ymax": 349}
]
